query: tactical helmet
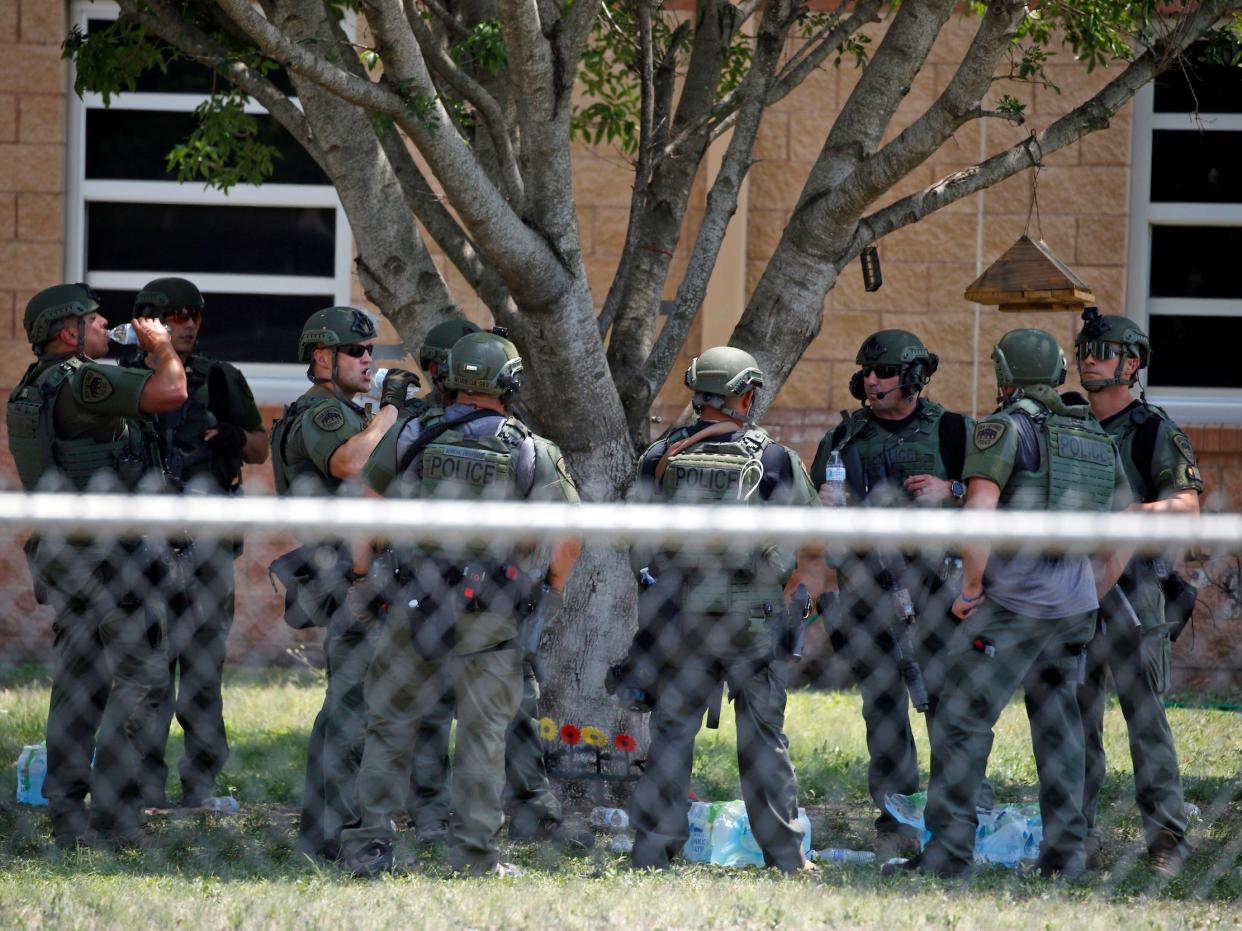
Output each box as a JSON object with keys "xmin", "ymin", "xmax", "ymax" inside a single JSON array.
[
  {"xmin": 1074, "ymin": 307, "xmax": 1150, "ymax": 389},
  {"xmin": 993, "ymin": 328, "xmax": 1067, "ymax": 390},
  {"xmin": 24, "ymin": 283, "xmax": 99, "ymax": 347},
  {"xmin": 850, "ymin": 329, "xmax": 939, "ymax": 400},
  {"xmin": 298, "ymin": 306, "xmax": 378, "ymax": 362},
  {"xmin": 444, "ymin": 331, "xmax": 523, "ymax": 397},
  {"xmin": 134, "ymin": 277, "xmax": 204, "ymax": 314},
  {"xmin": 420, "ymin": 319, "xmax": 481, "ymax": 374},
  {"xmin": 684, "ymin": 346, "xmax": 764, "ymax": 398}
]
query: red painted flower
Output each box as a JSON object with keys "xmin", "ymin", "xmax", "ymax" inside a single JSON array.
[
  {"xmin": 560, "ymin": 724, "xmax": 581, "ymax": 746},
  {"xmin": 614, "ymin": 733, "xmax": 637, "ymax": 753}
]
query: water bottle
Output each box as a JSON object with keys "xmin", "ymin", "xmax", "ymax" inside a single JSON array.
[
  {"xmin": 108, "ymin": 323, "xmax": 140, "ymax": 345},
  {"xmin": 590, "ymin": 806, "xmax": 629, "ymax": 831},
  {"xmin": 367, "ymin": 368, "xmax": 420, "ymax": 403},
  {"xmin": 816, "ymin": 847, "xmax": 876, "ymax": 864},
  {"xmin": 201, "ymin": 796, "xmax": 240, "ymax": 812},
  {"xmin": 16, "ymin": 742, "xmax": 48, "ymax": 806},
  {"xmin": 822, "ymin": 450, "xmax": 848, "ymax": 507}
]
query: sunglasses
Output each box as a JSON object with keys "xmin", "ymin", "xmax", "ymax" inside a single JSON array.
[
  {"xmin": 163, "ymin": 307, "xmax": 202, "ymax": 324},
  {"xmin": 1075, "ymin": 340, "xmax": 1122, "ymax": 362},
  {"xmin": 860, "ymin": 364, "xmax": 901, "ymax": 379},
  {"xmin": 338, "ymin": 343, "xmax": 375, "ymax": 359}
]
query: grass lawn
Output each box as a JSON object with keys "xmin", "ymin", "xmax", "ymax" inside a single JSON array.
[{"xmin": 0, "ymin": 667, "xmax": 1239, "ymax": 929}]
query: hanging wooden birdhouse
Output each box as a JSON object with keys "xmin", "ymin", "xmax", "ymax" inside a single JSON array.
[{"xmin": 963, "ymin": 235, "xmax": 1094, "ymax": 312}]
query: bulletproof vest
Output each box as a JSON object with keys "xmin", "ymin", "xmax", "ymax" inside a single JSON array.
[
  {"xmin": 271, "ymin": 393, "xmax": 333, "ymax": 495},
  {"xmin": 1103, "ymin": 402, "xmax": 1171, "ymax": 504},
  {"xmin": 999, "ymin": 395, "xmax": 1116, "ymax": 513},
  {"xmin": 155, "ymin": 358, "xmax": 214, "ymax": 490},
  {"xmin": 414, "ymin": 409, "xmax": 532, "ymax": 501},
  {"xmin": 834, "ymin": 400, "xmax": 949, "ymax": 503},
  {"xmin": 659, "ymin": 428, "xmax": 771, "ymax": 503},
  {"xmin": 6, "ymin": 356, "xmax": 151, "ymax": 491}
]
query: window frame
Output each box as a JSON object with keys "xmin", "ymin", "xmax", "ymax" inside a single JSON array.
[
  {"xmin": 1126, "ymin": 80, "xmax": 1242, "ymax": 425},
  {"xmin": 65, "ymin": 1, "xmax": 354, "ymax": 404}
]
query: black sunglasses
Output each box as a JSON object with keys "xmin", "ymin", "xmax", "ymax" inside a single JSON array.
[
  {"xmin": 163, "ymin": 307, "xmax": 202, "ymax": 324},
  {"xmin": 337, "ymin": 343, "xmax": 375, "ymax": 358},
  {"xmin": 861, "ymin": 364, "xmax": 901, "ymax": 379}
]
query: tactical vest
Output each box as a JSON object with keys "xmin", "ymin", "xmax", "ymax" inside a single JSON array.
[
  {"xmin": 655, "ymin": 424, "xmax": 782, "ymax": 614},
  {"xmin": 156, "ymin": 358, "xmax": 215, "ymax": 491},
  {"xmin": 411, "ymin": 408, "xmax": 534, "ymax": 502},
  {"xmin": 1104, "ymin": 402, "xmax": 1173, "ymax": 505},
  {"xmin": 998, "ymin": 396, "xmax": 1116, "ymax": 513},
  {"xmin": 270, "ymin": 393, "xmax": 341, "ymax": 495},
  {"xmin": 6, "ymin": 357, "xmax": 152, "ymax": 491},
  {"xmin": 831, "ymin": 400, "xmax": 959, "ymax": 502},
  {"xmin": 659, "ymin": 427, "xmax": 771, "ymax": 503}
]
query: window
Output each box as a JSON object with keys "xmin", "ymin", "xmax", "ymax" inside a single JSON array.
[
  {"xmin": 66, "ymin": 1, "xmax": 354, "ymax": 402},
  {"xmin": 1127, "ymin": 44, "xmax": 1242, "ymax": 423}
]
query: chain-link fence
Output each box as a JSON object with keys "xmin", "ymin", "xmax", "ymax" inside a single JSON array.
[{"xmin": 0, "ymin": 493, "xmax": 1239, "ymax": 891}]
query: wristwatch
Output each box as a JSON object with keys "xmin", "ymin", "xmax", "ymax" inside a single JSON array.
[{"xmin": 950, "ymin": 480, "xmax": 966, "ymax": 504}]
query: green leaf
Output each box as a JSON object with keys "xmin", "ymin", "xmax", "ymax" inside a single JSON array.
[
  {"xmin": 62, "ymin": 19, "xmax": 170, "ymax": 106},
  {"xmin": 164, "ymin": 92, "xmax": 282, "ymax": 194}
]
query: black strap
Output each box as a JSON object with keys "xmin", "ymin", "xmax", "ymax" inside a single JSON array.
[
  {"xmin": 396, "ymin": 408, "xmax": 499, "ymax": 477},
  {"xmin": 938, "ymin": 411, "xmax": 967, "ymax": 481},
  {"xmin": 1132, "ymin": 409, "xmax": 1164, "ymax": 488}
]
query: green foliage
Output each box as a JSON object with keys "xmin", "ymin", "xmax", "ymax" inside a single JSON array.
[
  {"xmin": 996, "ymin": 94, "xmax": 1026, "ymax": 120},
  {"xmin": 453, "ymin": 19, "xmax": 508, "ymax": 76},
  {"xmin": 165, "ymin": 92, "xmax": 283, "ymax": 193},
  {"xmin": 62, "ymin": 18, "xmax": 171, "ymax": 106}
]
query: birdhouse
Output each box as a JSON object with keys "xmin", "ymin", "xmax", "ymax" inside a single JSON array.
[{"xmin": 963, "ymin": 235, "xmax": 1094, "ymax": 312}]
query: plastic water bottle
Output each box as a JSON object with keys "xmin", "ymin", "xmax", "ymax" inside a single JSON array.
[
  {"xmin": 15, "ymin": 742, "xmax": 49, "ymax": 806},
  {"xmin": 816, "ymin": 847, "xmax": 876, "ymax": 864},
  {"xmin": 368, "ymin": 368, "xmax": 390, "ymax": 399},
  {"xmin": 201, "ymin": 796, "xmax": 240, "ymax": 812},
  {"xmin": 108, "ymin": 323, "xmax": 140, "ymax": 345},
  {"xmin": 822, "ymin": 450, "xmax": 848, "ymax": 507},
  {"xmin": 590, "ymin": 806, "xmax": 629, "ymax": 831}
]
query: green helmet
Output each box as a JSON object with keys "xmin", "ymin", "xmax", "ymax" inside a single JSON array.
[
  {"xmin": 855, "ymin": 329, "xmax": 931, "ymax": 367},
  {"xmin": 298, "ymin": 306, "xmax": 378, "ymax": 362},
  {"xmin": 684, "ymin": 346, "xmax": 764, "ymax": 398},
  {"xmin": 134, "ymin": 277, "xmax": 204, "ymax": 315},
  {"xmin": 993, "ymin": 328, "xmax": 1067, "ymax": 390},
  {"xmin": 1074, "ymin": 307, "xmax": 1150, "ymax": 389},
  {"xmin": 420, "ymin": 319, "xmax": 481, "ymax": 374},
  {"xmin": 444, "ymin": 331, "xmax": 523, "ymax": 397},
  {"xmin": 24, "ymin": 283, "xmax": 99, "ymax": 347}
]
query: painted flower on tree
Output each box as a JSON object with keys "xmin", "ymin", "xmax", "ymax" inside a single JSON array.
[
  {"xmin": 538, "ymin": 717, "xmax": 557, "ymax": 741},
  {"xmin": 614, "ymin": 733, "xmax": 637, "ymax": 753},
  {"xmin": 559, "ymin": 724, "xmax": 581, "ymax": 746},
  {"xmin": 581, "ymin": 726, "xmax": 608, "ymax": 748}
]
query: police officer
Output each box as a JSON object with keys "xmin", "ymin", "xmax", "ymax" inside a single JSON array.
[
  {"xmin": 1074, "ymin": 309, "xmax": 1200, "ymax": 877},
  {"xmin": 6, "ymin": 283, "xmax": 187, "ymax": 847},
  {"xmin": 897, "ymin": 329, "xmax": 1130, "ymax": 878},
  {"xmin": 339, "ymin": 330, "xmax": 581, "ymax": 877},
  {"xmin": 132, "ymin": 277, "xmax": 268, "ymax": 808},
  {"xmin": 271, "ymin": 306, "xmax": 416, "ymax": 860},
  {"xmin": 809, "ymin": 329, "xmax": 972, "ymax": 857},
  {"xmin": 627, "ymin": 346, "xmax": 818, "ymax": 874}
]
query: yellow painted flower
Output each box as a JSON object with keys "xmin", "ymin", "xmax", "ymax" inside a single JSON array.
[
  {"xmin": 538, "ymin": 717, "xmax": 557, "ymax": 741},
  {"xmin": 581, "ymin": 726, "xmax": 608, "ymax": 748}
]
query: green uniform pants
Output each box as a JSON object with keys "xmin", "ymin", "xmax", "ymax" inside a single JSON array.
[
  {"xmin": 341, "ymin": 610, "xmax": 523, "ymax": 873},
  {"xmin": 33, "ymin": 538, "xmax": 168, "ymax": 841},
  {"xmin": 406, "ymin": 662, "xmax": 561, "ymax": 834},
  {"xmin": 1078, "ymin": 589, "xmax": 1186, "ymax": 851},
  {"xmin": 630, "ymin": 624, "xmax": 804, "ymax": 872},
  {"xmin": 924, "ymin": 603, "xmax": 1095, "ymax": 873},
  {"xmin": 144, "ymin": 540, "xmax": 235, "ymax": 805},
  {"xmin": 297, "ymin": 626, "xmax": 377, "ymax": 860}
]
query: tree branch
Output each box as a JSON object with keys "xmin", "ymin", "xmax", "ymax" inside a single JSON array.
[
  {"xmin": 497, "ymin": 0, "xmax": 558, "ymax": 123},
  {"xmin": 767, "ymin": 0, "xmax": 885, "ymax": 108},
  {"xmin": 416, "ymin": 0, "xmax": 471, "ymax": 41},
  {"xmin": 400, "ymin": 0, "xmax": 525, "ymax": 208}
]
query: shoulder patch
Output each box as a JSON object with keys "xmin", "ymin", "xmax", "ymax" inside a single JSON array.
[
  {"xmin": 1171, "ymin": 432, "xmax": 1196, "ymax": 464},
  {"xmin": 80, "ymin": 368, "xmax": 114, "ymax": 404},
  {"xmin": 312, "ymin": 405, "xmax": 346, "ymax": 432},
  {"xmin": 973, "ymin": 420, "xmax": 1007, "ymax": 451}
]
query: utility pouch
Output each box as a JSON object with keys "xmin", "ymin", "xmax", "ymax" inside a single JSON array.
[{"xmin": 268, "ymin": 543, "xmax": 351, "ymax": 630}]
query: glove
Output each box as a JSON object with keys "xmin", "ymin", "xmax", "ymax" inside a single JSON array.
[
  {"xmin": 380, "ymin": 368, "xmax": 421, "ymax": 409},
  {"xmin": 207, "ymin": 421, "xmax": 247, "ymax": 453}
]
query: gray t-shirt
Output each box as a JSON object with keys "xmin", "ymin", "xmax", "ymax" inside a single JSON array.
[{"xmin": 982, "ymin": 552, "xmax": 1099, "ymax": 619}]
